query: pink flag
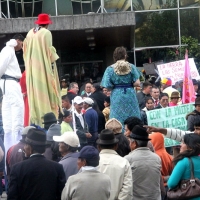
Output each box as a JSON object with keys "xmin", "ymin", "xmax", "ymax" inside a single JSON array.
[{"xmin": 182, "ymin": 50, "xmax": 196, "ymax": 104}]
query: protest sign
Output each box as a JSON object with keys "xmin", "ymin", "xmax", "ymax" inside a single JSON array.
[
  {"xmin": 147, "ymin": 103, "xmax": 194, "ymax": 147},
  {"xmin": 157, "ymin": 58, "xmax": 200, "ymax": 85}
]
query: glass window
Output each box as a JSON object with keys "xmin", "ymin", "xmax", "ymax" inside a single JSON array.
[
  {"xmin": 180, "ymin": 8, "xmax": 200, "ymax": 42},
  {"xmin": 180, "ymin": 0, "xmax": 200, "ymax": 7},
  {"xmin": 132, "ymin": 0, "xmax": 177, "ymax": 11},
  {"xmin": 135, "ymin": 10, "xmax": 179, "ymax": 47}
]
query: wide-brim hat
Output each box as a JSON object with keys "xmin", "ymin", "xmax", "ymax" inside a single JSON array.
[
  {"xmin": 42, "ymin": 112, "xmax": 57, "ymax": 124},
  {"xmin": 171, "ymin": 91, "xmax": 180, "ymax": 99},
  {"xmin": 96, "ymin": 129, "xmax": 119, "ymax": 145},
  {"xmin": 128, "ymin": 125, "xmax": 151, "ymax": 141},
  {"xmin": 35, "ymin": 13, "xmax": 52, "ymax": 25},
  {"xmin": 22, "ymin": 128, "xmax": 46, "ymax": 146},
  {"xmin": 195, "ymin": 97, "xmax": 200, "ymax": 105},
  {"xmin": 105, "ymin": 118, "xmax": 122, "ymax": 134}
]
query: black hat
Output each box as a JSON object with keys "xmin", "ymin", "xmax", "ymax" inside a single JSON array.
[
  {"xmin": 23, "ymin": 128, "xmax": 46, "ymax": 146},
  {"xmin": 96, "ymin": 129, "xmax": 119, "ymax": 145},
  {"xmin": 128, "ymin": 125, "xmax": 151, "ymax": 141},
  {"xmin": 42, "ymin": 112, "xmax": 57, "ymax": 124}
]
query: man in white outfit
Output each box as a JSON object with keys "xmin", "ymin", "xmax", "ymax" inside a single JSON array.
[{"xmin": 0, "ymin": 34, "xmax": 24, "ymax": 153}]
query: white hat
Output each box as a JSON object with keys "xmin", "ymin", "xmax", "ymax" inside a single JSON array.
[
  {"xmin": 84, "ymin": 97, "xmax": 94, "ymax": 105},
  {"xmin": 21, "ymin": 126, "xmax": 35, "ymax": 136},
  {"xmin": 73, "ymin": 96, "xmax": 84, "ymax": 104},
  {"xmin": 53, "ymin": 132, "xmax": 80, "ymax": 147}
]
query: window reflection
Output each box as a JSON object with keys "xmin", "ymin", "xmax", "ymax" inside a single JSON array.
[
  {"xmin": 135, "ymin": 10, "xmax": 179, "ymax": 47},
  {"xmin": 180, "ymin": 0, "xmax": 199, "ymax": 7},
  {"xmin": 132, "ymin": 0, "xmax": 177, "ymax": 10},
  {"xmin": 180, "ymin": 8, "xmax": 200, "ymax": 42}
]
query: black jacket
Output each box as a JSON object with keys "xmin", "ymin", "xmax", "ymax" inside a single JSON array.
[
  {"xmin": 8, "ymin": 154, "xmax": 66, "ymax": 200},
  {"xmin": 90, "ymin": 91, "xmax": 107, "ymax": 111},
  {"xmin": 136, "ymin": 92, "xmax": 151, "ymax": 109},
  {"xmin": 186, "ymin": 110, "xmax": 200, "ymax": 131},
  {"xmin": 75, "ymin": 114, "xmax": 88, "ymax": 145}
]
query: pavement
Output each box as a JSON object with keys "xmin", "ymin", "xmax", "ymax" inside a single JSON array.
[{"xmin": 1, "ymin": 192, "xmax": 7, "ymax": 199}]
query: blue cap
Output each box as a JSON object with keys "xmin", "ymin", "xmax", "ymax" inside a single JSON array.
[{"xmin": 73, "ymin": 146, "xmax": 99, "ymax": 160}]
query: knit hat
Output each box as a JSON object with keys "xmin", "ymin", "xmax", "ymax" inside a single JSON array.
[
  {"xmin": 105, "ymin": 118, "xmax": 122, "ymax": 134},
  {"xmin": 21, "ymin": 126, "xmax": 35, "ymax": 136},
  {"xmin": 47, "ymin": 124, "xmax": 61, "ymax": 142},
  {"xmin": 161, "ymin": 78, "xmax": 172, "ymax": 86}
]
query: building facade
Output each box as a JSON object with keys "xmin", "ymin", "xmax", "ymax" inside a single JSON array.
[{"xmin": 0, "ymin": 0, "xmax": 200, "ymax": 80}]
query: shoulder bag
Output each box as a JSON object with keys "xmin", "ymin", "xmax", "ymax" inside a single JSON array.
[{"xmin": 167, "ymin": 157, "xmax": 200, "ymax": 200}]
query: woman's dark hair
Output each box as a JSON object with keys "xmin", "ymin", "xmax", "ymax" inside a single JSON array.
[
  {"xmin": 145, "ymin": 97, "xmax": 153, "ymax": 104},
  {"xmin": 104, "ymin": 96, "xmax": 110, "ymax": 104},
  {"xmin": 173, "ymin": 134, "xmax": 200, "ymax": 165},
  {"xmin": 115, "ymin": 133, "xmax": 131, "ymax": 157},
  {"xmin": 113, "ymin": 46, "xmax": 127, "ymax": 62},
  {"xmin": 124, "ymin": 117, "xmax": 143, "ymax": 131}
]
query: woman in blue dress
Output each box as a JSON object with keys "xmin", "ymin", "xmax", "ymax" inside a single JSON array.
[{"xmin": 101, "ymin": 47, "xmax": 141, "ymax": 127}]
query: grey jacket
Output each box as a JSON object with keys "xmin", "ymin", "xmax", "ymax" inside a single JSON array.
[
  {"xmin": 59, "ymin": 152, "xmax": 78, "ymax": 181},
  {"xmin": 125, "ymin": 147, "xmax": 161, "ymax": 200},
  {"xmin": 61, "ymin": 170, "xmax": 111, "ymax": 200}
]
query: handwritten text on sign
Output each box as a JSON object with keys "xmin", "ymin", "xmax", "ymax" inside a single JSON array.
[
  {"xmin": 147, "ymin": 104, "xmax": 194, "ymax": 147},
  {"xmin": 157, "ymin": 58, "xmax": 200, "ymax": 85}
]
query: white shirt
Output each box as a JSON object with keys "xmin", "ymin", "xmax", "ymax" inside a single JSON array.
[
  {"xmin": 0, "ymin": 39, "xmax": 22, "ymax": 79},
  {"xmin": 74, "ymin": 110, "xmax": 84, "ymax": 128}
]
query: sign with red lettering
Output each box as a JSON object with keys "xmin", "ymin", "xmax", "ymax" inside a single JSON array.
[{"xmin": 157, "ymin": 58, "xmax": 200, "ymax": 84}]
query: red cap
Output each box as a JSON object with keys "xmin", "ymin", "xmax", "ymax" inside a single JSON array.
[{"xmin": 35, "ymin": 13, "xmax": 52, "ymax": 25}]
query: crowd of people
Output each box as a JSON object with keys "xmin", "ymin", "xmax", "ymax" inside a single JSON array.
[{"xmin": 0, "ymin": 13, "xmax": 200, "ymax": 200}]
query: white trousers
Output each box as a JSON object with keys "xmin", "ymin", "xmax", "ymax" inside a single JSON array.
[{"xmin": 0, "ymin": 79, "xmax": 24, "ymax": 153}]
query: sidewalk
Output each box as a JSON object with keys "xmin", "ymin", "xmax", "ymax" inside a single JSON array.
[{"xmin": 1, "ymin": 192, "xmax": 7, "ymax": 199}]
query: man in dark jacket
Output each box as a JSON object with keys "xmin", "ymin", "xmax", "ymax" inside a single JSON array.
[
  {"xmin": 136, "ymin": 81, "xmax": 152, "ymax": 109},
  {"xmin": 90, "ymin": 83, "xmax": 106, "ymax": 111},
  {"xmin": 73, "ymin": 96, "xmax": 92, "ymax": 149},
  {"xmin": 6, "ymin": 126, "xmax": 35, "ymax": 180},
  {"xmin": 83, "ymin": 97, "xmax": 98, "ymax": 146},
  {"xmin": 53, "ymin": 132, "xmax": 80, "ymax": 181},
  {"xmin": 186, "ymin": 96, "xmax": 200, "ymax": 131},
  {"xmin": 8, "ymin": 129, "xmax": 66, "ymax": 200}
]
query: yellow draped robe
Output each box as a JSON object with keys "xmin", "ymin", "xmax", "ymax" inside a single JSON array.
[{"xmin": 23, "ymin": 28, "xmax": 61, "ymax": 127}]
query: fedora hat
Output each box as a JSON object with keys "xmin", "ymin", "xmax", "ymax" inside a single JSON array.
[
  {"xmin": 24, "ymin": 129, "xmax": 46, "ymax": 146},
  {"xmin": 171, "ymin": 91, "xmax": 180, "ymax": 99},
  {"xmin": 128, "ymin": 125, "xmax": 151, "ymax": 141},
  {"xmin": 96, "ymin": 129, "xmax": 119, "ymax": 145},
  {"xmin": 35, "ymin": 13, "xmax": 52, "ymax": 25},
  {"xmin": 105, "ymin": 118, "xmax": 122, "ymax": 134},
  {"xmin": 42, "ymin": 112, "xmax": 57, "ymax": 124},
  {"xmin": 195, "ymin": 97, "xmax": 200, "ymax": 106}
]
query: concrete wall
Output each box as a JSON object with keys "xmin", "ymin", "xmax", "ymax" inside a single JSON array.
[{"xmin": 0, "ymin": 11, "xmax": 135, "ymax": 33}]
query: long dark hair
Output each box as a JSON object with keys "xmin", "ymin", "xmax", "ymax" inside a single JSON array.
[{"xmin": 173, "ymin": 134, "xmax": 200, "ymax": 165}]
